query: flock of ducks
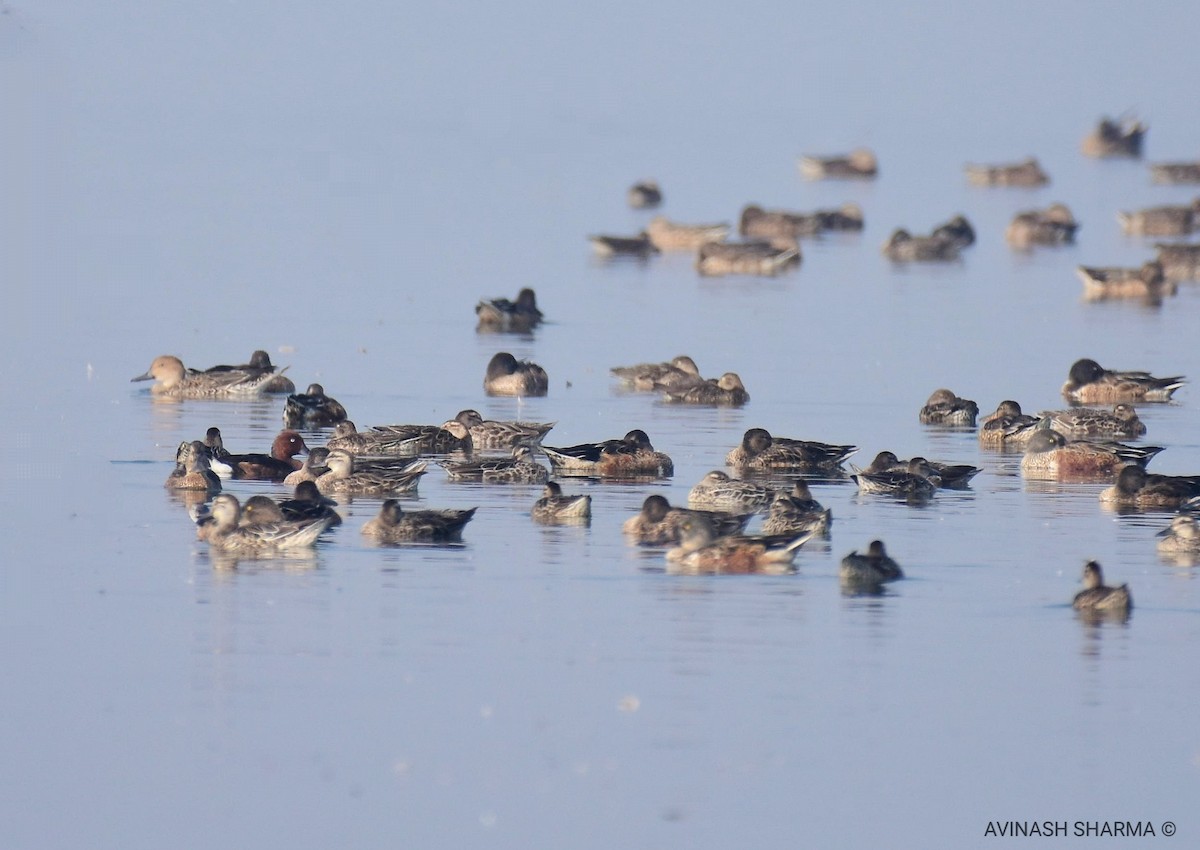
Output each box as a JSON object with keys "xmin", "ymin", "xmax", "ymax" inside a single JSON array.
[
  {"xmin": 935, "ymin": 358, "xmax": 1200, "ymax": 614},
  {"xmin": 136, "ymin": 341, "xmax": 1197, "ymax": 610},
  {"xmin": 587, "ymin": 117, "xmax": 1200, "ymax": 310},
  {"xmin": 136, "ymin": 345, "xmax": 902, "ymax": 587},
  {"xmin": 134, "ymin": 115, "xmax": 1200, "ymax": 610}
]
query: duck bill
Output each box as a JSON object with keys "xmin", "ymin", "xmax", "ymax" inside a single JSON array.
[{"xmin": 131, "ymin": 371, "xmax": 153, "ymax": 382}]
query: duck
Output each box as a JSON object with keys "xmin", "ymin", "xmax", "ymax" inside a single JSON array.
[
  {"xmin": 854, "ymin": 450, "xmax": 979, "ymax": 489},
  {"xmin": 1099, "ymin": 465, "xmax": 1200, "ymax": 508},
  {"xmin": 202, "ymin": 426, "xmax": 231, "ymax": 457},
  {"xmin": 797, "ymin": 148, "xmax": 878, "ymax": 180},
  {"xmin": 315, "ymin": 450, "xmax": 428, "ymax": 496},
  {"xmin": 661, "ymin": 372, "xmax": 750, "ymax": 406},
  {"xmin": 738, "ymin": 204, "xmax": 828, "ymax": 240},
  {"xmin": 931, "ymin": 214, "xmax": 976, "ymax": 248},
  {"xmin": 1081, "ymin": 116, "xmax": 1146, "ymax": 158},
  {"xmin": 165, "ymin": 441, "xmax": 222, "ymax": 492},
  {"xmin": 278, "ymin": 480, "xmax": 343, "ymax": 526},
  {"xmin": 840, "ymin": 540, "xmax": 904, "ymax": 585},
  {"xmin": 531, "ymin": 482, "xmax": 592, "ymax": 523},
  {"xmin": 645, "ymin": 216, "xmax": 730, "ymax": 251},
  {"xmin": 1020, "ymin": 429, "xmax": 1164, "ymax": 478},
  {"xmin": 475, "ymin": 288, "xmax": 544, "ymax": 333},
  {"xmin": 622, "ymin": 495, "xmax": 751, "ymax": 545},
  {"xmin": 1072, "ymin": 561, "xmax": 1132, "ymax": 613},
  {"xmin": 328, "ymin": 419, "xmax": 472, "ymax": 456},
  {"xmin": 197, "ymin": 427, "xmax": 234, "ymax": 478},
  {"xmin": 325, "ymin": 421, "xmax": 406, "ymax": 455},
  {"xmin": 483, "ymin": 352, "xmax": 549, "ymax": 397},
  {"xmin": 1041, "ymin": 404, "xmax": 1146, "ymax": 439},
  {"xmin": 1005, "ymin": 204, "xmax": 1079, "ymax": 248},
  {"xmin": 724, "ymin": 427, "xmax": 856, "ymax": 472},
  {"xmin": 918, "ymin": 388, "xmax": 979, "ymax": 427},
  {"xmin": 1117, "ymin": 198, "xmax": 1200, "ymax": 237},
  {"xmin": 283, "ymin": 446, "xmax": 332, "ymax": 486},
  {"xmin": 851, "ymin": 457, "xmax": 941, "ymax": 498},
  {"xmin": 687, "ymin": 470, "xmax": 773, "ymax": 512},
  {"xmin": 665, "ymin": 517, "xmax": 814, "ymax": 575},
  {"xmin": 132, "ymin": 354, "xmax": 282, "ymax": 398},
  {"xmin": 454, "ymin": 409, "xmax": 555, "ymax": 450},
  {"xmin": 1150, "ymin": 161, "xmax": 1200, "ymax": 185},
  {"xmin": 361, "ymin": 499, "xmax": 477, "ymax": 543},
  {"xmin": 541, "ymin": 429, "xmax": 673, "ymax": 478},
  {"xmin": 200, "ymin": 349, "xmax": 295, "ymax": 393},
  {"xmin": 761, "ymin": 481, "xmax": 832, "ymax": 535},
  {"xmin": 588, "ymin": 232, "xmax": 660, "ymax": 258},
  {"xmin": 220, "ymin": 430, "xmax": 309, "ymax": 481},
  {"xmin": 192, "ymin": 494, "xmax": 304, "ymax": 541},
  {"xmin": 881, "ymin": 229, "xmax": 960, "ymax": 262},
  {"xmin": 1156, "ymin": 515, "xmax": 1200, "ymax": 555},
  {"xmin": 740, "ymin": 203, "xmax": 865, "ymax": 238},
  {"xmin": 1061, "ymin": 358, "xmax": 1185, "ymax": 403},
  {"xmin": 964, "ymin": 157, "xmax": 1049, "ymax": 187},
  {"xmin": 695, "ymin": 240, "xmax": 800, "ymax": 276},
  {"xmin": 283, "ymin": 383, "xmax": 348, "ymax": 428},
  {"xmin": 375, "ymin": 419, "xmax": 473, "ymax": 455},
  {"xmin": 978, "ymin": 401, "xmax": 1045, "ymax": 448},
  {"xmin": 439, "ymin": 445, "xmax": 549, "ymax": 484},
  {"xmin": 203, "ymin": 493, "xmax": 333, "ymax": 555},
  {"xmin": 1154, "ymin": 242, "xmax": 1200, "ymax": 282},
  {"xmin": 193, "ymin": 494, "xmax": 254, "ymax": 541},
  {"xmin": 921, "ymin": 458, "xmax": 979, "ymax": 485},
  {"xmin": 1077, "ymin": 261, "xmax": 1176, "ymax": 302},
  {"xmin": 815, "ymin": 203, "xmax": 866, "ymax": 232},
  {"xmin": 627, "ymin": 180, "xmax": 663, "ymax": 209},
  {"xmin": 611, "ymin": 355, "xmax": 702, "ymax": 392}
]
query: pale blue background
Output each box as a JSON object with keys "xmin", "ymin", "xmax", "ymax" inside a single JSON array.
[{"xmin": 3, "ymin": 2, "xmax": 1199, "ymax": 848}]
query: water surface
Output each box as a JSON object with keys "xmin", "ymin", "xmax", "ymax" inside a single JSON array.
[{"xmin": 4, "ymin": 2, "xmax": 1200, "ymax": 848}]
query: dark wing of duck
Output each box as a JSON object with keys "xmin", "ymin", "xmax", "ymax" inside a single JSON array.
[
  {"xmin": 368, "ymin": 424, "xmax": 469, "ymax": 455},
  {"xmin": 476, "ymin": 297, "xmax": 541, "ymax": 326},
  {"xmin": 477, "ymin": 296, "xmax": 517, "ymax": 316},
  {"xmin": 854, "ymin": 469, "xmax": 939, "ymax": 496},
  {"xmin": 771, "ymin": 437, "xmax": 858, "ymax": 468},
  {"xmin": 369, "ymin": 423, "xmax": 428, "ymax": 439},
  {"xmin": 611, "ymin": 361, "xmax": 665, "ymax": 381},
  {"xmin": 692, "ymin": 508, "xmax": 754, "ymax": 536},
  {"xmin": 927, "ymin": 462, "xmax": 981, "ymax": 488},
  {"xmin": 202, "ymin": 362, "xmax": 273, "ymax": 379},
  {"xmin": 663, "ymin": 381, "xmax": 748, "ymax": 406},
  {"xmin": 406, "ymin": 508, "xmax": 478, "ymax": 541},
  {"xmin": 438, "ymin": 456, "xmax": 522, "ymax": 479},
  {"xmin": 542, "ymin": 438, "xmax": 630, "ymax": 465},
  {"xmin": 1112, "ymin": 370, "xmax": 1187, "ymax": 394},
  {"xmin": 278, "ymin": 495, "xmax": 342, "ymax": 525},
  {"xmin": 332, "ymin": 458, "xmax": 428, "ymax": 493},
  {"xmin": 1145, "ymin": 474, "xmax": 1200, "ymax": 496},
  {"xmin": 763, "ymin": 499, "xmax": 831, "ymax": 535},
  {"xmin": 225, "ymin": 452, "xmax": 294, "ymax": 481},
  {"xmin": 284, "ymin": 393, "xmax": 347, "ymax": 426},
  {"xmin": 1092, "ymin": 441, "xmax": 1165, "ymax": 466},
  {"xmin": 1050, "ymin": 408, "xmax": 1146, "ymax": 438},
  {"xmin": 984, "ymin": 413, "xmax": 1043, "ymax": 439}
]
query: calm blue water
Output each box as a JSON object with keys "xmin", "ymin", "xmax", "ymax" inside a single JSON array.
[{"xmin": 4, "ymin": 2, "xmax": 1200, "ymax": 848}]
